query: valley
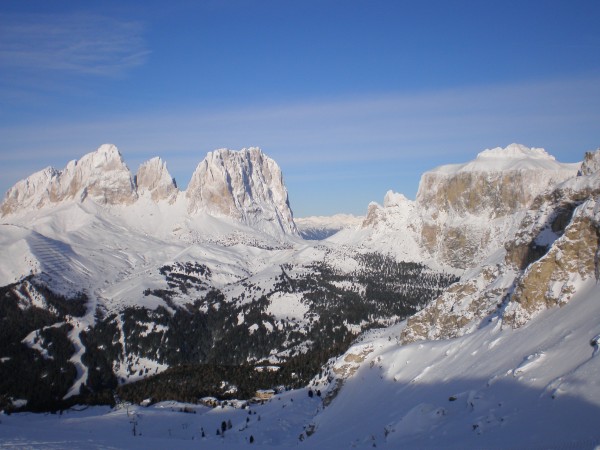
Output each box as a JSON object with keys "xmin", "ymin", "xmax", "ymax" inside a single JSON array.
[{"xmin": 1, "ymin": 143, "xmax": 599, "ymax": 448}]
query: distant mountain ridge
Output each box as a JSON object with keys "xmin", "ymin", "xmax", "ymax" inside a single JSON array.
[
  {"xmin": 350, "ymin": 143, "xmax": 579, "ymax": 268},
  {"xmin": 295, "ymin": 214, "xmax": 363, "ymax": 240},
  {"xmin": 1, "ymin": 144, "xmax": 298, "ymax": 238}
]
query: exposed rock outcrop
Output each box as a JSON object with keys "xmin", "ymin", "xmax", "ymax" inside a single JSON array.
[
  {"xmin": 1, "ymin": 145, "xmax": 299, "ymax": 238},
  {"xmin": 1, "ymin": 144, "xmax": 137, "ymax": 216},
  {"xmin": 416, "ymin": 144, "xmax": 578, "ymax": 268},
  {"xmin": 578, "ymin": 148, "xmax": 600, "ymax": 176},
  {"xmin": 401, "ymin": 147, "xmax": 600, "ymax": 343},
  {"xmin": 503, "ymin": 197, "xmax": 600, "ymax": 327},
  {"xmin": 186, "ymin": 147, "xmax": 298, "ymax": 236},
  {"xmin": 136, "ymin": 157, "xmax": 178, "ymax": 203}
]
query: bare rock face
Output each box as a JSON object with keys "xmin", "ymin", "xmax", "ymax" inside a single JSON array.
[
  {"xmin": 361, "ymin": 191, "xmax": 415, "ymax": 230},
  {"xmin": 1, "ymin": 144, "xmax": 300, "ymax": 238},
  {"xmin": 0, "ymin": 167, "xmax": 60, "ymax": 216},
  {"xmin": 503, "ymin": 198, "xmax": 600, "ymax": 328},
  {"xmin": 401, "ymin": 264, "xmax": 515, "ymax": 343},
  {"xmin": 416, "ymin": 144, "xmax": 578, "ymax": 268},
  {"xmin": 578, "ymin": 148, "xmax": 600, "ymax": 176},
  {"xmin": 417, "ymin": 145, "xmax": 576, "ymax": 217},
  {"xmin": 401, "ymin": 148, "xmax": 600, "ymax": 343},
  {"xmin": 1, "ymin": 144, "xmax": 137, "ymax": 216},
  {"xmin": 136, "ymin": 157, "xmax": 178, "ymax": 203},
  {"xmin": 185, "ymin": 148, "xmax": 298, "ymax": 236}
]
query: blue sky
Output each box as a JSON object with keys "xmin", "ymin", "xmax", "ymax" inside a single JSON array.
[{"xmin": 1, "ymin": 1, "xmax": 599, "ymax": 217}]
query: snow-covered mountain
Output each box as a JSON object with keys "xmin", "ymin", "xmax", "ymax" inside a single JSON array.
[
  {"xmin": 135, "ymin": 157, "xmax": 178, "ymax": 203},
  {"xmin": 186, "ymin": 147, "xmax": 298, "ymax": 236},
  {"xmin": 0, "ymin": 144, "xmax": 137, "ymax": 216},
  {"xmin": 343, "ymin": 144, "xmax": 579, "ymax": 269},
  {"xmin": 0, "ymin": 143, "xmax": 457, "ymax": 410},
  {"xmin": 400, "ymin": 148, "xmax": 600, "ymax": 343},
  {"xmin": 2, "ymin": 142, "xmax": 600, "ymax": 449},
  {"xmin": 1, "ymin": 144, "xmax": 298, "ymax": 239}
]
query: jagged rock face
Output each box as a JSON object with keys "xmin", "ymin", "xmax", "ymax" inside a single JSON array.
[
  {"xmin": 578, "ymin": 148, "xmax": 600, "ymax": 176},
  {"xmin": 136, "ymin": 157, "xmax": 178, "ymax": 203},
  {"xmin": 401, "ymin": 264, "xmax": 515, "ymax": 343},
  {"xmin": 416, "ymin": 144, "xmax": 578, "ymax": 268},
  {"xmin": 186, "ymin": 147, "xmax": 298, "ymax": 236},
  {"xmin": 401, "ymin": 150, "xmax": 600, "ymax": 343},
  {"xmin": 361, "ymin": 191, "xmax": 414, "ymax": 230},
  {"xmin": 1, "ymin": 144, "xmax": 137, "ymax": 216},
  {"xmin": 503, "ymin": 198, "xmax": 600, "ymax": 328}
]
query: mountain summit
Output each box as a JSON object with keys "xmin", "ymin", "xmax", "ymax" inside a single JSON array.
[
  {"xmin": 0, "ymin": 144, "xmax": 137, "ymax": 215},
  {"xmin": 0, "ymin": 144, "xmax": 298, "ymax": 238},
  {"xmin": 186, "ymin": 147, "xmax": 298, "ymax": 235},
  {"xmin": 352, "ymin": 144, "xmax": 579, "ymax": 268}
]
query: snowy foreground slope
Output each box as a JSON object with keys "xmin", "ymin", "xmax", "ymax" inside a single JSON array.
[{"xmin": 2, "ymin": 281, "xmax": 599, "ymax": 449}]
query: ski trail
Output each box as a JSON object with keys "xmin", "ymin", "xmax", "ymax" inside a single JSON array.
[{"xmin": 26, "ymin": 231, "xmax": 91, "ymax": 286}]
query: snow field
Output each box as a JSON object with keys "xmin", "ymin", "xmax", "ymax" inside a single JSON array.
[{"xmin": 307, "ymin": 280, "xmax": 600, "ymax": 449}]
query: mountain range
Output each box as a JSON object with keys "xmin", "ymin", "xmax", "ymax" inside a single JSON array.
[{"xmin": 1, "ymin": 142, "xmax": 599, "ymax": 449}]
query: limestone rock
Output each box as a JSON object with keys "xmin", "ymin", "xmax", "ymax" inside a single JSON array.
[
  {"xmin": 416, "ymin": 144, "xmax": 578, "ymax": 268},
  {"xmin": 503, "ymin": 198, "xmax": 600, "ymax": 328},
  {"xmin": 578, "ymin": 148, "xmax": 600, "ymax": 176},
  {"xmin": 185, "ymin": 147, "xmax": 298, "ymax": 236},
  {"xmin": 136, "ymin": 157, "xmax": 178, "ymax": 203},
  {"xmin": 1, "ymin": 144, "xmax": 137, "ymax": 216}
]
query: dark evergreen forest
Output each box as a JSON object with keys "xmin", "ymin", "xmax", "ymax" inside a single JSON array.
[{"xmin": 0, "ymin": 254, "xmax": 457, "ymax": 411}]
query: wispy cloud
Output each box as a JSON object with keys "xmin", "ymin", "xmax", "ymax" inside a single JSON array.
[
  {"xmin": 0, "ymin": 75, "xmax": 598, "ymax": 215},
  {"xmin": 0, "ymin": 13, "xmax": 149, "ymax": 76}
]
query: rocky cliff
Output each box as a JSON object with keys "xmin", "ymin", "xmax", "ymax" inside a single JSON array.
[
  {"xmin": 1, "ymin": 145, "xmax": 299, "ymax": 238},
  {"xmin": 185, "ymin": 147, "xmax": 298, "ymax": 236},
  {"xmin": 1, "ymin": 144, "xmax": 137, "ymax": 215},
  {"xmin": 416, "ymin": 144, "xmax": 578, "ymax": 268},
  {"xmin": 356, "ymin": 144, "xmax": 579, "ymax": 269},
  {"xmin": 401, "ymin": 148, "xmax": 600, "ymax": 343},
  {"xmin": 136, "ymin": 157, "xmax": 178, "ymax": 203}
]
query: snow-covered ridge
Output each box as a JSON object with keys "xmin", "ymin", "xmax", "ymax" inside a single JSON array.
[
  {"xmin": 477, "ymin": 143, "xmax": 554, "ymax": 160},
  {"xmin": 1, "ymin": 144, "xmax": 298, "ymax": 237},
  {"xmin": 430, "ymin": 143, "xmax": 578, "ymax": 174},
  {"xmin": 0, "ymin": 144, "xmax": 137, "ymax": 215}
]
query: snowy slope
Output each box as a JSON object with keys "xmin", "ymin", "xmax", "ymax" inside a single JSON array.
[
  {"xmin": 307, "ymin": 280, "xmax": 600, "ymax": 449},
  {"xmin": 1, "ymin": 143, "xmax": 598, "ymax": 449},
  {"xmin": 2, "ymin": 281, "xmax": 599, "ymax": 449}
]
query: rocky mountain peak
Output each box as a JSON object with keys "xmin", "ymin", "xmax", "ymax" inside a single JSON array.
[
  {"xmin": 578, "ymin": 148, "xmax": 600, "ymax": 176},
  {"xmin": 1, "ymin": 144, "xmax": 137, "ymax": 216},
  {"xmin": 401, "ymin": 149, "xmax": 600, "ymax": 343},
  {"xmin": 185, "ymin": 147, "xmax": 298, "ymax": 236},
  {"xmin": 415, "ymin": 144, "xmax": 579, "ymax": 268},
  {"xmin": 136, "ymin": 157, "xmax": 178, "ymax": 203}
]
